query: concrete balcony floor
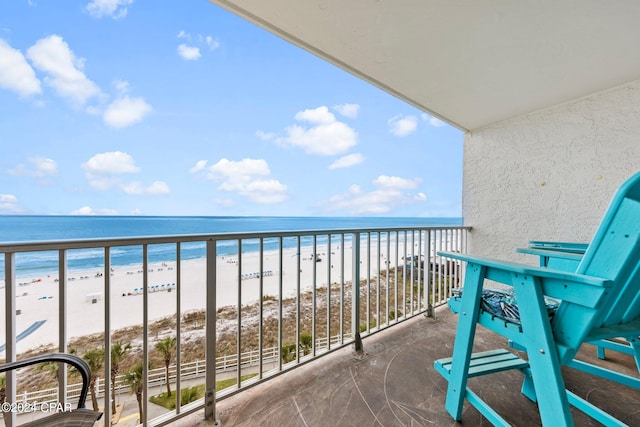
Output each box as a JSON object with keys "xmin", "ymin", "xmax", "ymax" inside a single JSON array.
[{"xmin": 181, "ymin": 307, "xmax": 640, "ymax": 426}]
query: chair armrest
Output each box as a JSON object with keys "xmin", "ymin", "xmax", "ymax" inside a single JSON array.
[
  {"xmin": 438, "ymin": 251, "xmax": 611, "ymax": 307},
  {"xmin": 528, "ymin": 240, "xmax": 588, "ymax": 254},
  {"xmin": 516, "ymin": 247, "xmax": 584, "ymax": 261},
  {"xmin": 0, "ymin": 353, "xmax": 91, "ymax": 409}
]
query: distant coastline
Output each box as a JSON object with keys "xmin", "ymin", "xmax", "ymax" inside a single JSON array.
[{"xmin": 0, "ymin": 216, "xmax": 462, "ymax": 278}]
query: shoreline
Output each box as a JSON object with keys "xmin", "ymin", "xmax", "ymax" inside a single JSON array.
[{"xmin": 0, "ymin": 234, "xmax": 357, "ymax": 282}]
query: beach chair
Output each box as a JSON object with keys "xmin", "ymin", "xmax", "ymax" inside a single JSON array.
[
  {"xmin": 434, "ymin": 171, "xmax": 640, "ymax": 426},
  {"xmin": 0, "ymin": 353, "xmax": 102, "ymax": 427},
  {"xmin": 518, "ymin": 240, "xmax": 640, "ymax": 371}
]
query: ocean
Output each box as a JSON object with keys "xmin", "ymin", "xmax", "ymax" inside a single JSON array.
[{"xmin": 0, "ymin": 216, "xmax": 462, "ymax": 277}]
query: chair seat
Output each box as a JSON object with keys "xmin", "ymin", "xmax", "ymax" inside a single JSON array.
[
  {"xmin": 21, "ymin": 408, "xmax": 103, "ymax": 427},
  {"xmin": 451, "ymin": 288, "xmax": 560, "ymax": 325}
]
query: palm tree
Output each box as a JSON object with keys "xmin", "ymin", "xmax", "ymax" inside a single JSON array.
[
  {"xmin": 123, "ymin": 362, "xmax": 145, "ymax": 422},
  {"xmin": 154, "ymin": 337, "xmax": 176, "ymax": 396},
  {"xmin": 0, "ymin": 375, "xmax": 9, "ymax": 426},
  {"xmin": 110, "ymin": 341, "xmax": 132, "ymax": 413},
  {"xmin": 83, "ymin": 348, "xmax": 104, "ymax": 411},
  {"xmin": 300, "ymin": 332, "xmax": 313, "ymax": 355}
]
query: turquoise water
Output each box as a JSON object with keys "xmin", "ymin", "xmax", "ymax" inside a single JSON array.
[{"xmin": 0, "ymin": 216, "xmax": 461, "ymax": 276}]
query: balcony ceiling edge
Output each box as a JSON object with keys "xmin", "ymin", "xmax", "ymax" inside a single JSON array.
[{"xmin": 207, "ymin": 0, "xmax": 640, "ymax": 132}]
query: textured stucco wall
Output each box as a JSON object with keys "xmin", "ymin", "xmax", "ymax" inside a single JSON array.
[{"xmin": 463, "ymin": 80, "xmax": 640, "ymax": 262}]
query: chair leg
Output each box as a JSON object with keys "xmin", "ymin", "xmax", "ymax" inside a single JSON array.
[
  {"xmin": 444, "ymin": 263, "xmax": 485, "ymax": 421},
  {"xmin": 629, "ymin": 338, "xmax": 640, "ymax": 373},
  {"xmin": 512, "ymin": 273, "xmax": 574, "ymax": 426},
  {"xmin": 520, "ymin": 371, "xmax": 537, "ymax": 402},
  {"xmin": 597, "ymin": 344, "xmax": 606, "ymax": 360}
]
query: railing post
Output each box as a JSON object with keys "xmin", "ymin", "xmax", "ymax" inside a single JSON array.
[
  {"xmin": 5, "ymin": 252, "xmax": 16, "ymax": 427},
  {"xmin": 57, "ymin": 250, "xmax": 68, "ymax": 407},
  {"xmin": 103, "ymin": 248, "xmax": 112, "ymax": 425},
  {"xmin": 425, "ymin": 230, "xmax": 434, "ymax": 318},
  {"xmin": 352, "ymin": 233, "xmax": 363, "ymax": 353},
  {"xmin": 142, "ymin": 244, "xmax": 149, "ymax": 425},
  {"xmin": 204, "ymin": 239, "xmax": 218, "ymax": 423},
  {"xmin": 258, "ymin": 237, "xmax": 264, "ymax": 378},
  {"xmin": 175, "ymin": 242, "xmax": 182, "ymax": 414}
]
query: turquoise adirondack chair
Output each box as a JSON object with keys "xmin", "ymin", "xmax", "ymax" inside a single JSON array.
[
  {"xmin": 518, "ymin": 240, "xmax": 640, "ymax": 371},
  {"xmin": 434, "ymin": 171, "xmax": 640, "ymax": 426}
]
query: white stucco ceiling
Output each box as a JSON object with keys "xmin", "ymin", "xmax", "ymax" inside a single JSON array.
[{"xmin": 208, "ymin": 0, "xmax": 640, "ymax": 131}]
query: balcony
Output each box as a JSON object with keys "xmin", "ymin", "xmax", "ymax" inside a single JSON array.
[
  {"xmin": 2, "ymin": 225, "xmax": 469, "ymax": 426},
  {"xmin": 2, "ymin": 224, "xmax": 640, "ymax": 426}
]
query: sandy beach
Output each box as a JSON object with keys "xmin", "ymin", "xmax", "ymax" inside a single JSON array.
[{"xmin": 1, "ymin": 237, "xmax": 422, "ymax": 355}]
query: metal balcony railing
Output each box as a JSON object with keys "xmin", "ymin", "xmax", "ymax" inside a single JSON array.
[{"xmin": 0, "ymin": 225, "xmax": 469, "ymax": 426}]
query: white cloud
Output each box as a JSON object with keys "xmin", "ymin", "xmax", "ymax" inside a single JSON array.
[
  {"xmin": 26, "ymin": 35, "xmax": 101, "ymax": 105},
  {"xmin": 8, "ymin": 157, "xmax": 57, "ymax": 178},
  {"xmin": 83, "ymin": 151, "xmax": 139, "ymax": 175},
  {"xmin": 210, "ymin": 158, "xmax": 270, "ymax": 179},
  {"xmin": 71, "ymin": 206, "xmax": 119, "ymax": 215},
  {"xmin": 294, "ymin": 106, "xmax": 335, "ymax": 125},
  {"xmin": 189, "ymin": 160, "xmax": 208, "ymax": 174},
  {"xmin": 236, "ymin": 179, "xmax": 288, "ymax": 204},
  {"xmin": 276, "ymin": 106, "xmax": 358, "ymax": 155},
  {"xmin": 372, "ymin": 175, "xmax": 420, "ymax": 190},
  {"xmin": 82, "ymin": 152, "xmax": 167, "ymax": 195},
  {"xmin": 322, "ymin": 175, "xmax": 425, "ymax": 215},
  {"xmin": 85, "ymin": 0, "xmax": 134, "ymax": 19},
  {"xmin": 328, "ymin": 153, "xmax": 364, "ymax": 170},
  {"xmin": 103, "ymin": 95, "xmax": 152, "ymax": 128},
  {"xmin": 205, "ymin": 36, "xmax": 220, "ymax": 51},
  {"xmin": 194, "ymin": 158, "xmax": 288, "ymax": 204},
  {"xmin": 177, "ymin": 44, "xmax": 201, "ymax": 61},
  {"xmin": 177, "ymin": 32, "xmax": 219, "ymax": 59},
  {"xmin": 421, "ymin": 113, "xmax": 446, "ymax": 127},
  {"xmin": 255, "ymin": 130, "xmax": 276, "ymax": 141},
  {"xmin": 388, "ymin": 114, "xmax": 418, "ymax": 137},
  {"xmin": 333, "ymin": 103, "xmax": 360, "ymax": 119},
  {"xmin": 0, "ymin": 39, "xmax": 41, "ymax": 97},
  {"xmin": 82, "ymin": 151, "xmax": 138, "ymax": 190},
  {"xmin": 0, "ymin": 194, "xmax": 27, "ymax": 213},
  {"xmin": 121, "ymin": 180, "xmax": 170, "ymax": 195},
  {"xmin": 113, "ymin": 79, "xmax": 130, "ymax": 94},
  {"xmin": 31, "ymin": 157, "xmax": 57, "ymax": 176}
]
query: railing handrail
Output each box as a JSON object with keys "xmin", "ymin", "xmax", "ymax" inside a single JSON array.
[{"xmin": 0, "ymin": 225, "xmax": 470, "ymax": 253}]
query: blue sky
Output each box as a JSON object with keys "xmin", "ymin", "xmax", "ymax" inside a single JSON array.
[{"xmin": 0, "ymin": 0, "xmax": 463, "ymax": 217}]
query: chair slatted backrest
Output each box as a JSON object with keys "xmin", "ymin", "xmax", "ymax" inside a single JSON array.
[
  {"xmin": 551, "ymin": 172, "xmax": 640, "ymax": 357},
  {"xmin": 576, "ymin": 172, "xmax": 640, "ymax": 328}
]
